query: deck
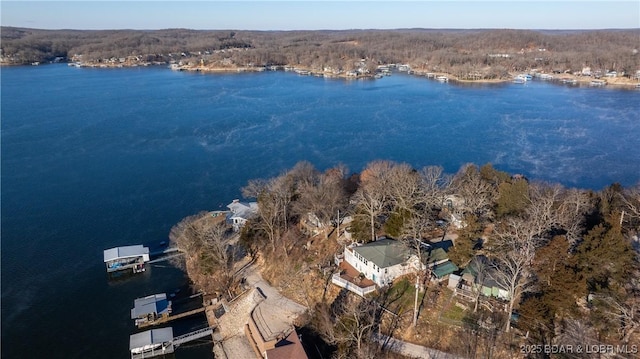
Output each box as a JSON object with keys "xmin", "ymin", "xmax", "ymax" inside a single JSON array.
[{"xmin": 332, "ymin": 260, "xmax": 377, "ymax": 296}]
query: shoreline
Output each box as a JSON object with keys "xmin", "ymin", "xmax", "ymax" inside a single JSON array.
[{"xmin": 10, "ymin": 61, "xmax": 640, "ymax": 88}]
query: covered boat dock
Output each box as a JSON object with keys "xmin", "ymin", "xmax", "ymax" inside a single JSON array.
[
  {"xmin": 130, "ymin": 327, "xmax": 174, "ymax": 359},
  {"xmin": 131, "ymin": 293, "xmax": 172, "ymax": 327},
  {"xmin": 103, "ymin": 245, "xmax": 150, "ymax": 273}
]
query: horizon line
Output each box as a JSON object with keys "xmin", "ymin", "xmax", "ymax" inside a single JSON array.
[{"xmin": 4, "ymin": 25, "xmax": 640, "ymax": 32}]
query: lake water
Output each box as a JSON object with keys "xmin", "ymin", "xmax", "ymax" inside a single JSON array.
[{"xmin": 1, "ymin": 65, "xmax": 639, "ymax": 358}]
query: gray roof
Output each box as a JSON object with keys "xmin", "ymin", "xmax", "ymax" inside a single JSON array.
[
  {"xmin": 226, "ymin": 200, "xmax": 258, "ymax": 220},
  {"xmin": 353, "ymin": 238, "xmax": 410, "ymax": 268},
  {"xmin": 131, "ymin": 293, "xmax": 171, "ymax": 319},
  {"xmin": 129, "ymin": 327, "xmax": 174, "ymax": 350},
  {"xmin": 103, "ymin": 245, "xmax": 149, "ymax": 262}
]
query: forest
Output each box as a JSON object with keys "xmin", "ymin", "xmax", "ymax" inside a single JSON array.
[
  {"xmin": 169, "ymin": 160, "xmax": 640, "ymax": 359},
  {"xmin": 2, "ymin": 27, "xmax": 639, "ymax": 80}
]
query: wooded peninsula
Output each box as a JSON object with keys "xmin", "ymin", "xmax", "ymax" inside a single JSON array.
[
  {"xmin": 171, "ymin": 160, "xmax": 640, "ymax": 359},
  {"xmin": 2, "ymin": 27, "xmax": 639, "ymax": 85}
]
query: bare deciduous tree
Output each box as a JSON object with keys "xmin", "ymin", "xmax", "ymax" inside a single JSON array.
[
  {"xmin": 452, "ymin": 163, "xmax": 494, "ymax": 219},
  {"xmin": 556, "ymin": 188, "xmax": 592, "ymax": 244},
  {"xmin": 490, "ymin": 217, "xmax": 537, "ymax": 332},
  {"xmin": 293, "ymin": 167, "xmax": 347, "ymax": 230},
  {"xmin": 353, "ymin": 161, "xmax": 395, "ymax": 242}
]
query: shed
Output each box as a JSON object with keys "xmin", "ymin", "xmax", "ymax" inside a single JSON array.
[{"xmin": 431, "ymin": 261, "xmax": 459, "ymax": 280}]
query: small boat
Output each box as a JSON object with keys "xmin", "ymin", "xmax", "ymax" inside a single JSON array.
[
  {"xmin": 514, "ymin": 74, "xmax": 532, "ymax": 82},
  {"xmin": 590, "ymin": 79, "xmax": 606, "ymax": 87},
  {"xmin": 513, "ymin": 77, "xmax": 526, "ymax": 84},
  {"xmin": 436, "ymin": 76, "xmax": 449, "ymax": 83}
]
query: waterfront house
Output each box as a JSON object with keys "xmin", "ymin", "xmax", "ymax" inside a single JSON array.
[
  {"xmin": 335, "ymin": 238, "xmax": 421, "ymax": 289},
  {"xmin": 245, "ymin": 300, "xmax": 308, "ymax": 359},
  {"xmin": 226, "ymin": 199, "xmax": 258, "ymax": 231},
  {"xmin": 332, "ymin": 237, "xmax": 456, "ymax": 296}
]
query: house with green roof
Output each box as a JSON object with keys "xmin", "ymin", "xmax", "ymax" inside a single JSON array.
[
  {"xmin": 451, "ymin": 255, "xmax": 510, "ymax": 300},
  {"xmin": 333, "ymin": 237, "xmax": 459, "ymax": 295}
]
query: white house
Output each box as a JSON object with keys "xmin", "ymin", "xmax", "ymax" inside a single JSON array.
[
  {"xmin": 226, "ymin": 199, "xmax": 258, "ymax": 231},
  {"xmin": 343, "ymin": 238, "xmax": 421, "ymax": 287}
]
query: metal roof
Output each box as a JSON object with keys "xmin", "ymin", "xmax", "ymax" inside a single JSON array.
[
  {"xmin": 353, "ymin": 238, "xmax": 409, "ymax": 268},
  {"xmin": 131, "ymin": 293, "xmax": 171, "ymax": 319},
  {"xmin": 432, "ymin": 261, "xmax": 459, "ymax": 278},
  {"xmin": 226, "ymin": 200, "xmax": 258, "ymax": 220},
  {"xmin": 103, "ymin": 245, "xmax": 149, "ymax": 262},
  {"xmin": 129, "ymin": 327, "xmax": 174, "ymax": 350}
]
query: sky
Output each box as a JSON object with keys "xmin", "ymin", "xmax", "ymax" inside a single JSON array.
[{"xmin": 1, "ymin": 1, "xmax": 639, "ymax": 31}]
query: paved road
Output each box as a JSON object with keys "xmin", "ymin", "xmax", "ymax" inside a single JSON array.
[{"xmin": 374, "ymin": 333, "xmax": 464, "ymax": 359}]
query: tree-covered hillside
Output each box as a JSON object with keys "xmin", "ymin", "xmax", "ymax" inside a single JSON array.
[
  {"xmin": 172, "ymin": 160, "xmax": 640, "ymax": 358},
  {"xmin": 2, "ymin": 27, "xmax": 639, "ymax": 80}
]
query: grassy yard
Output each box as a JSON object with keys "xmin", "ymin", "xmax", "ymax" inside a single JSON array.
[
  {"xmin": 441, "ymin": 303, "xmax": 466, "ymax": 322},
  {"xmin": 383, "ymin": 277, "xmax": 426, "ymax": 314}
]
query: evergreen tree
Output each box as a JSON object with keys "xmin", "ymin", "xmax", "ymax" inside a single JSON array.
[{"xmin": 496, "ymin": 179, "xmax": 530, "ymax": 218}]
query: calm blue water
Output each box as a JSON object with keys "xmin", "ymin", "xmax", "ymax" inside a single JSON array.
[{"xmin": 1, "ymin": 64, "xmax": 639, "ymax": 358}]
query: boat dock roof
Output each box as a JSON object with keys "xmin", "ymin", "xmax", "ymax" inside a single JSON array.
[
  {"xmin": 129, "ymin": 327, "xmax": 174, "ymax": 354},
  {"xmin": 131, "ymin": 293, "xmax": 171, "ymax": 319},
  {"xmin": 104, "ymin": 245, "xmax": 149, "ymax": 262}
]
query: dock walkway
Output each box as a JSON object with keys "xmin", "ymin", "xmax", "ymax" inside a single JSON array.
[
  {"xmin": 137, "ymin": 307, "xmax": 206, "ymax": 329},
  {"xmin": 173, "ymin": 326, "xmax": 215, "ymax": 347}
]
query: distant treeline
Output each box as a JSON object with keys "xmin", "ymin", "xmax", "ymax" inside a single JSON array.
[{"xmin": 2, "ymin": 27, "xmax": 639, "ymax": 79}]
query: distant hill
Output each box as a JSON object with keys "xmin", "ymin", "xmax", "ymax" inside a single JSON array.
[{"xmin": 2, "ymin": 27, "xmax": 639, "ymax": 80}]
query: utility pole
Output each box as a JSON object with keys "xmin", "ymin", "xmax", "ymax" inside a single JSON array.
[
  {"xmin": 413, "ymin": 271, "xmax": 419, "ymax": 327},
  {"xmin": 337, "ymin": 210, "xmax": 340, "ymax": 241}
]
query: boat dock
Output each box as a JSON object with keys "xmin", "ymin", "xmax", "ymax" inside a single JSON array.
[
  {"xmin": 104, "ymin": 245, "xmax": 150, "ymax": 274},
  {"xmin": 130, "ymin": 326, "xmax": 215, "ymax": 359},
  {"xmin": 103, "ymin": 244, "xmax": 183, "ymax": 276}
]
